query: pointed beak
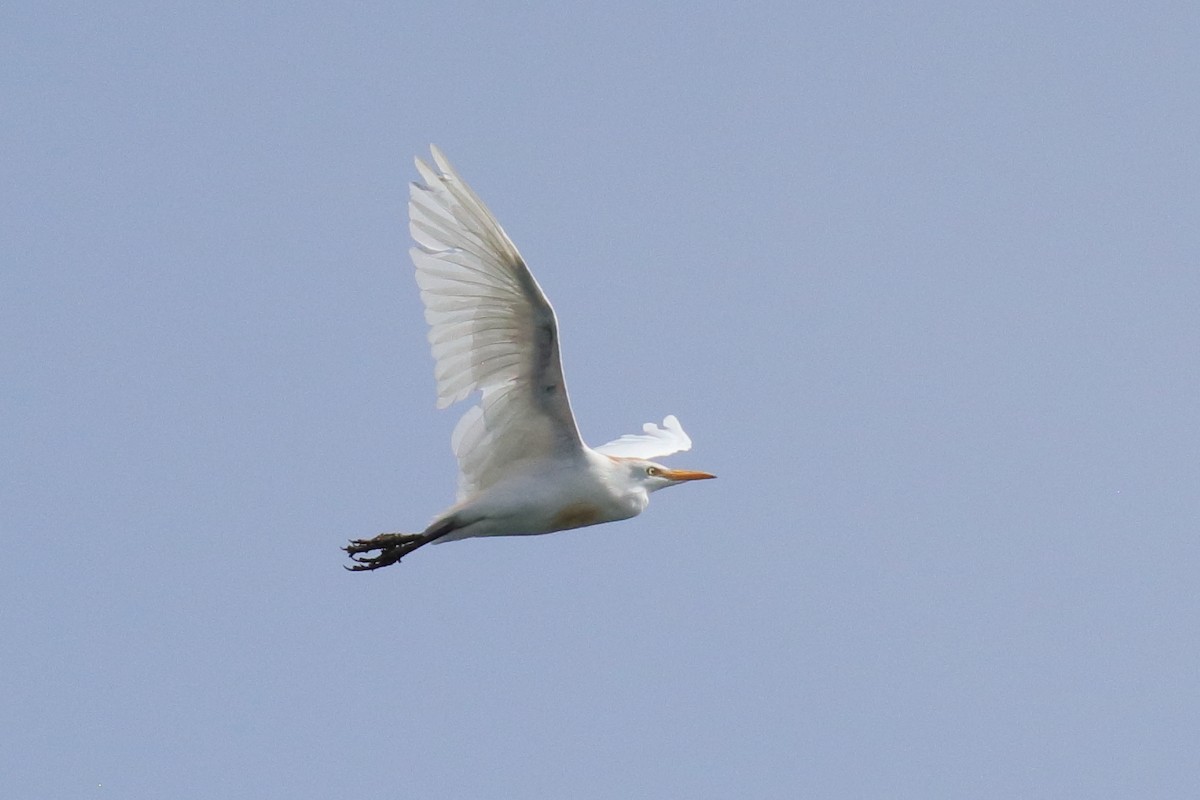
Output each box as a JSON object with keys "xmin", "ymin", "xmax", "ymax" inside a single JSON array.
[{"xmin": 660, "ymin": 468, "xmax": 716, "ymax": 483}]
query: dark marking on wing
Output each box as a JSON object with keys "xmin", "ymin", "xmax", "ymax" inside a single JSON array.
[{"xmin": 508, "ymin": 256, "xmax": 583, "ymax": 450}]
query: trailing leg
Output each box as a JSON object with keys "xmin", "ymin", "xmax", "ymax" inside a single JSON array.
[{"xmin": 342, "ymin": 518, "xmax": 456, "ymax": 571}]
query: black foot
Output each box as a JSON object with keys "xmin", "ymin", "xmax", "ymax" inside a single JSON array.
[{"xmin": 343, "ymin": 532, "xmax": 435, "ymax": 572}]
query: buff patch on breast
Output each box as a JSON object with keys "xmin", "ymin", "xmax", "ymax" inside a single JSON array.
[{"xmin": 550, "ymin": 502, "xmax": 604, "ymax": 530}]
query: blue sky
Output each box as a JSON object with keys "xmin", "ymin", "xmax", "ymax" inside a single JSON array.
[{"xmin": 3, "ymin": 2, "xmax": 1198, "ymax": 797}]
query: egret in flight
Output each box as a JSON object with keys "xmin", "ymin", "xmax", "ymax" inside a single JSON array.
[{"xmin": 345, "ymin": 147, "xmax": 714, "ymax": 571}]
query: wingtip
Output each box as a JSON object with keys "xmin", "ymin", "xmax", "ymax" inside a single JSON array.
[
  {"xmin": 430, "ymin": 144, "xmax": 453, "ymax": 176},
  {"xmin": 663, "ymin": 415, "xmax": 693, "ymax": 451},
  {"xmin": 415, "ymin": 142, "xmax": 449, "ymax": 174}
]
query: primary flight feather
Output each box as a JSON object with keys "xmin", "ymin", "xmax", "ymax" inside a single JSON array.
[{"xmin": 345, "ymin": 146, "xmax": 713, "ymax": 570}]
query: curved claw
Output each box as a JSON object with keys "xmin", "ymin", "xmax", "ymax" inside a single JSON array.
[{"xmin": 342, "ymin": 531, "xmax": 437, "ymax": 572}]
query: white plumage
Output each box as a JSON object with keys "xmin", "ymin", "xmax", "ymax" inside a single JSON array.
[
  {"xmin": 345, "ymin": 147, "xmax": 713, "ymax": 570},
  {"xmin": 594, "ymin": 414, "xmax": 693, "ymax": 459}
]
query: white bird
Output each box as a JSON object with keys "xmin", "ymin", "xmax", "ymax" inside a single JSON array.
[{"xmin": 345, "ymin": 146, "xmax": 714, "ymax": 571}]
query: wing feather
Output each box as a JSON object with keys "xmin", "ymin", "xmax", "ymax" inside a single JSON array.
[
  {"xmin": 595, "ymin": 415, "xmax": 694, "ymax": 460},
  {"xmin": 409, "ymin": 146, "xmax": 584, "ymax": 499}
]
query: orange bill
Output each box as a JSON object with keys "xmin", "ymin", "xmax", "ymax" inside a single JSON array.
[{"xmin": 660, "ymin": 468, "xmax": 716, "ymax": 482}]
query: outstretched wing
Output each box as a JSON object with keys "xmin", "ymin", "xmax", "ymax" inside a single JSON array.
[
  {"xmin": 594, "ymin": 415, "xmax": 694, "ymax": 459},
  {"xmin": 409, "ymin": 146, "xmax": 584, "ymax": 499}
]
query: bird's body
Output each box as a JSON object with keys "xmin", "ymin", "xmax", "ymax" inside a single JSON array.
[
  {"xmin": 345, "ymin": 147, "xmax": 712, "ymax": 570},
  {"xmin": 426, "ymin": 450, "xmax": 648, "ymax": 543}
]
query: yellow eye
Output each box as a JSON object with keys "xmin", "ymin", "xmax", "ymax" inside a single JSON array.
[{"xmin": 646, "ymin": 466, "xmax": 660, "ymax": 477}]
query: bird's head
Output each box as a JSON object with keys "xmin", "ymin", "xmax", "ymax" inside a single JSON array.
[{"xmin": 625, "ymin": 458, "xmax": 716, "ymax": 494}]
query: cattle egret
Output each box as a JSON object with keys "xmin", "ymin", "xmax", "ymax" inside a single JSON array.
[{"xmin": 345, "ymin": 147, "xmax": 714, "ymax": 571}]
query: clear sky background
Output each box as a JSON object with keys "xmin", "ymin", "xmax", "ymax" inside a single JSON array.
[{"xmin": 3, "ymin": 2, "xmax": 1198, "ymax": 797}]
